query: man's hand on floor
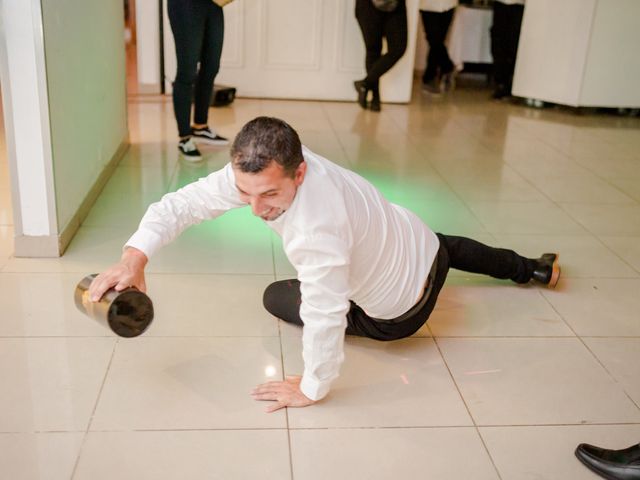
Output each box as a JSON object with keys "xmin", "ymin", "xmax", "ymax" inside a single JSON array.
[{"xmin": 251, "ymin": 375, "xmax": 316, "ymax": 413}]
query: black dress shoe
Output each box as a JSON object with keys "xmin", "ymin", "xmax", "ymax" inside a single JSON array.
[
  {"xmin": 532, "ymin": 253, "xmax": 560, "ymax": 288},
  {"xmin": 575, "ymin": 442, "xmax": 640, "ymax": 480},
  {"xmin": 354, "ymin": 80, "xmax": 369, "ymax": 109}
]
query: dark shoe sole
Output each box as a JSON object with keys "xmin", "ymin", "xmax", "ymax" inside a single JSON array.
[
  {"xmin": 548, "ymin": 253, "xmax": 560, "ymax": 289},
  {"xmin": 192, "ymin": 136, "xmax": 229, "ymax": 146}
]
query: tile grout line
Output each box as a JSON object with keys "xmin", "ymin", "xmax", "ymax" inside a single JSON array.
[
  {"xmin": 430, "ymin": 334, "xmax": 504, "ymax": 480},
  {"xmin": 69, "ymin": 338, "xmax": 119, "ymax": 480},
  {"xmin": 537, "ymin": 289, "xmax": 640, "ymax": 413}
]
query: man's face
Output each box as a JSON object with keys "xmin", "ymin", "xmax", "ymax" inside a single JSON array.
[{"xmin": 234, "ymin": 161, "xmax": 306, "ymax": 221}]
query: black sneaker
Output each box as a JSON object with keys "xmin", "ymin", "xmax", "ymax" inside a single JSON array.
[
  {"xmin": 178, "ymin": 137, "xmax": 202, "ymax": 161},
  {"xmin": 191, "ymin": 127, "xmax": 229, "ymax": 146}
]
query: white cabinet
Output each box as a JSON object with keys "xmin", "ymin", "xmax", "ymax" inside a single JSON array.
[{"xmin": 512, "ymin": 0, "xmax": 640, "ymax": 108}]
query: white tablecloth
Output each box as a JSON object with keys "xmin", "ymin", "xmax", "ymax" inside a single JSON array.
[{"xmin": 447, "ymin": 5, "xmax": 493, "ymax": 70}]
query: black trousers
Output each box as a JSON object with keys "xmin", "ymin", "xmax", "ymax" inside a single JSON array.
[
  {"xmin": 490, "ymin": 2, "xmax": 524, "ymax": 90},
  {"xmin": 420, "ymin": 8, "xmax": 455, "ymax": 84},
  {"xmin": 167, "ymin": 0, "xmax": 224, "ymax": 138},
  {"xmin": 355, "ymin": 0, "xmax": 408, "ymax": 93},
  {"xmin": 263, "ymin": 234, "xmax": 536, "ymax": 341}
]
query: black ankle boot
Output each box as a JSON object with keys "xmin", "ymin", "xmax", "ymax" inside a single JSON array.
[
  {"xmin": 532, "ymin": 253, "xmax": 560, "ymax": 288},
  {"xmin": 354, "ymin": 80, "xmax": 369, "ymax": 109}
]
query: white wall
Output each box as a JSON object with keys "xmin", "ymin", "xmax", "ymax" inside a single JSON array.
[
  {"xmin": 40, "ymin": 0, "xmax": 128, "ymax": 234},
  {"xmin": 0, "ymin": 0, "xmax": 57, "ymax": 240},
  {"xmin": 0, "ymin": 0, "xmax": 129, "ymax": 256}
]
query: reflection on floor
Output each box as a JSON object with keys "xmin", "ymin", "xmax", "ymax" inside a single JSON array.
[{"xmin": 1, "ymin": 86, "xmax": 640, "ymax": 479}]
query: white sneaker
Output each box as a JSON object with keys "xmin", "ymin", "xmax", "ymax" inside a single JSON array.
[
  {"xmin": 191, "ymin": 127, "xmax": 229, "ymax": 146},
  {"xmin": 178, "ymin": 137, "xmax": 202, "ymax": 162}
]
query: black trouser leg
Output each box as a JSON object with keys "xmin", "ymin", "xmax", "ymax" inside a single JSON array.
[
  {"xmin": 193, "ymin": 3, "xmax": 224, "ymax": 126},
  {"xmin": 263, "ymin": 265, "xmax": 447, "ymax": 342},
  {"xmin": 355, "ymin": 0, "xmax": 384, "ymax": 90},
  {"xmin": 421, "ymin": 9, "xmax": 455, "ymax": 84},
  {"xmin": 355, "ymin": 0, "xmax": 407, "ymax": 89},
  {"xmin": 263, "ymin": 235, "xmax": 535, "ymax": 341},
  {"xmin": 491, "ymin": 2, "xmax": 524, "ymax": 90},
  {"xmin": 436, "ymin": 233, "xmax": 535, "ymax": 284}
]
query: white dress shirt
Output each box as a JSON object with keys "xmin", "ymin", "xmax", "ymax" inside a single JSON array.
[
  {"xmin": 126, "ymin": 147, "xmax": 440, "ymax": 401},
  {"xmin": 419, "ymin": 0, "xmax": 458, "ymax": 13}
]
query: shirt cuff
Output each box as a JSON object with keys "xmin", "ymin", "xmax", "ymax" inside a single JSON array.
[
  {"xmin": 124, "ymin": 229, "xmax": 164, "ymax": 259},
  {"xmin": 300, "ymin": 373, "xmax": 332, "ymax": 401}
]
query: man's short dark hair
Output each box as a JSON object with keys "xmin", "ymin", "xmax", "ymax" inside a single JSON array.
[{"xmin": 231, "ymin": 117, "xmax": 304, "ymax": 177}]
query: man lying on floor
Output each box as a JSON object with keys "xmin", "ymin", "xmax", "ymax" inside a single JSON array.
[{"xmin": 89, "ymin": 116, "xmax": 560, "ymax": 412}]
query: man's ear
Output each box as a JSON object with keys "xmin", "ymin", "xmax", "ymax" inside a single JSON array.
[{"xmin": 294, "ymin": 161, "xmax": 307, "ymax": 186}]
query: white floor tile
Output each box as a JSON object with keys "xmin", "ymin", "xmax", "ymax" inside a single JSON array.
[
  {"xmin": 438, "ymin": 337, "xmax": 640, "ymax": 425},
  {"xmin": 0, "ymin": 338, "xmax": 115, "ymax": 432},
  {"xmin": 583, "ymin": 337, "xmax": 640, "ymax": 406},
  {"xmin": 291, "ymin": 427, "xmax": 499, "ymax": 480},
  {"xmin": 75, "ymin": 430, "xmax": 291, "ymax": 480},
  {"xmin": 429, "ymin": 282, "xmax": 572, "ymax": 337},
  {"xmin": 282, "ymin": 337, "xmax": 472, "ymax": 428},
  {"xmin": 145, "ymin": 274, "xmax": 278, "ymax": 337},
  {"xmin": 0, "ymin": 432, "xmax": 84, "ymax": 480},
  {"xmin": 481, "ymin": 425, "xmax": 640, "ymax": 480},
  {"xmin": 0, "ymin": 273, "xmax": 112, "ymax": 337},
  {"xmin": 91, "ymin": 337, "xmax": 286, "ymax": 430},
  {"xmin": 469, "ymin": 201, "xmax": 588, "ymax": 235},
  {"xmin": 542, "ymin": 279, "xmax": 640, "ymax": 336},
  {"xmin": 599, "ymin": 235, "xmax": 640, "ymax": 273}
]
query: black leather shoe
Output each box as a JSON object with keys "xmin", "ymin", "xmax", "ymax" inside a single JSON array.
[
  {"xmin": 575, "ymin": 442, "xmax": 640, "ymax": 480},
  {"xmin": 354, "ymin": 80, "xmax": 368, "ymax": 109},
  {"xmin": 532, "ymin": 253, "xmax": 560, "ymax": 288}
]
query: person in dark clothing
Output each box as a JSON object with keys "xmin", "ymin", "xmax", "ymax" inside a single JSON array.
[
  {"xmin": 354, "ymin": 0, "xmax": 408, "ymax": 111},
  {"xmin": 490, "ymin": 0, "xmax": 525, "ymax": 99},
  {"xmin": 168, "ymin": 0, "xmax": 229, "ymax": 161},
  {"xmin": 419, "ymin": 0, "xmax": 457, "ymax": 95}
]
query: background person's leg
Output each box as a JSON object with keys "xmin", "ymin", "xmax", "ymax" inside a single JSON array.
[
  {"xmin": 193, "ymin": 1, "xmax": 224, "ymax": 127},
  {"xmin": 167, "ymin": 0, "xmax": 206, "ymax": 138},
  {"xmin": 371, "ymin": 4, "xmax": 408, "ymax": 83},
  {"xmin": 490, "ymin": 1, "xmax": 510, "ymax": 97},
  {"xmin": 355, "ymin": 0, "xmax": 385, "ymax": 89},
  {"xmin": 437, "ymin": 233, "xmax": 536, "ymax": 284},
  {"xmin": 503, "ymin": 3, "xmax": 524, "ymax": 91},
  {"xmin": 422, "ymin": 10, "xmax": 453, "ymax": 84}
]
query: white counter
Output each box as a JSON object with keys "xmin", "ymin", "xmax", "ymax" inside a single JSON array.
[{"xmin": 512, "ymin": 0, "xmax": 640, "ymax": 108}]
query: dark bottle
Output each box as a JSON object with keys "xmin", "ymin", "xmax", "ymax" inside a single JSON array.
[{"xmin": 74, "ymin": 274, "xmax": 154, "ymax": 338}]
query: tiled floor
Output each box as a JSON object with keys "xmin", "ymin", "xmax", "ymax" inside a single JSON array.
[{"xmin": 1, "ymin": 84, "xmax": 640, "ymax": 479}]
